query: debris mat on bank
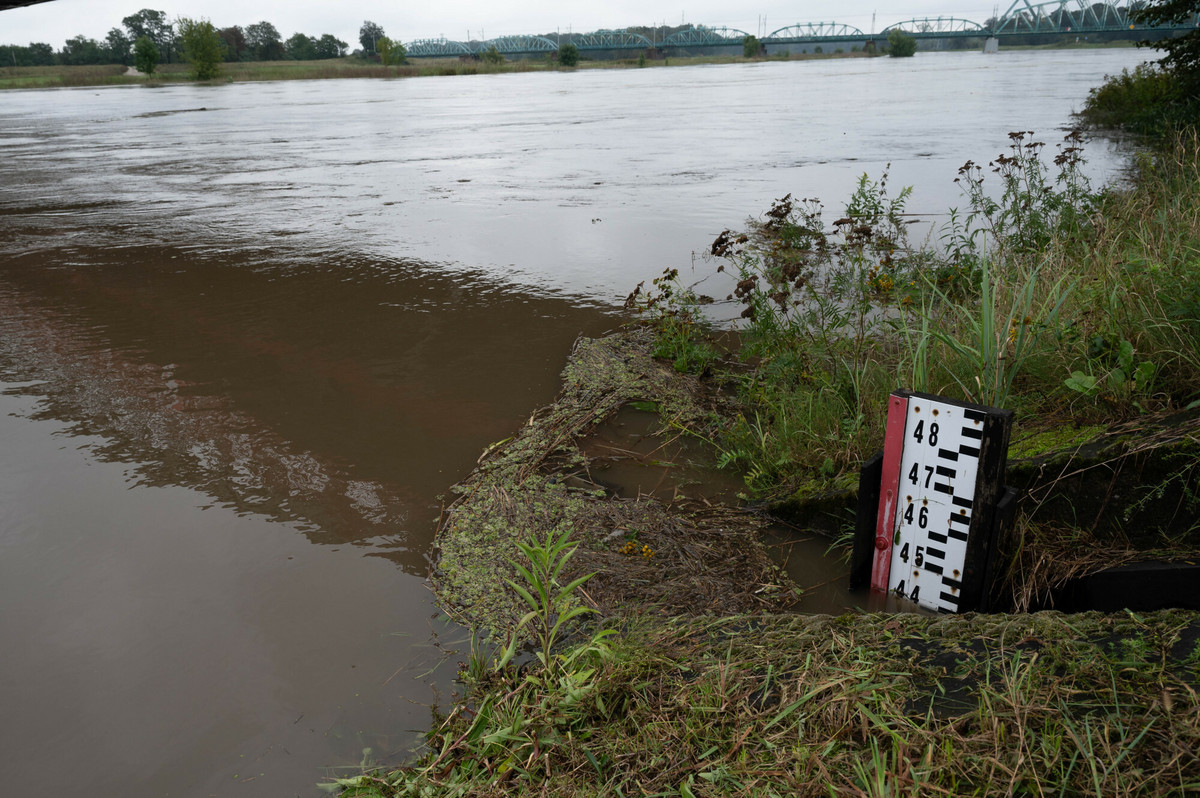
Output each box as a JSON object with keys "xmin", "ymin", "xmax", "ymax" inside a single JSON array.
[{"xmin": 432, "ymin": 329, "xmax": 797, "ymax": 639}]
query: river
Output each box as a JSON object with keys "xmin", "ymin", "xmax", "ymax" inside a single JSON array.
[{"xmin": 0, "ymin": 47, "xmax": 1146, "ymax": 796}]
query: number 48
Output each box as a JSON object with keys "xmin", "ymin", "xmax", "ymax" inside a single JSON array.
[{"xmin": 912, "ymin": 419, "xmax": 939, "ymax": 446}]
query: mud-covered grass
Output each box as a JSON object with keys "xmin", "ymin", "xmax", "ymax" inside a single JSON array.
[
  {"xmin": 336, "ymin": 609, "xmax": 1200, "ymax": 796},
  {"xmin": 433, "ymin": 330, "xmax": 797, "ymax": 639}
]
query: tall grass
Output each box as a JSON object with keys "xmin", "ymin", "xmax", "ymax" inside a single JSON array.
[
  {"xmin": 0, "ymin": 57, "xmax": 554, "ymax": 90},
  {"xmin": 0, "ymin": 63, "xmax": 130, "ymax": 89}
]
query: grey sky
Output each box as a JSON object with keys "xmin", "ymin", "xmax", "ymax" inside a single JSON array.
[{"xmin": 3, "ymin": 0, "xmax": 1005, "ymax": 50}]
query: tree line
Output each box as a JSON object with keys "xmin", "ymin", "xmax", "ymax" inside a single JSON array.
[{"xmin": 0, "ymin": 9, "xmax": 404, "ymax": 69}]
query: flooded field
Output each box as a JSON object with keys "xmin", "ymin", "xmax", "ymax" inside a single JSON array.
[{"xmin": 0, "ymin": 47, "xmax": 1147, "ymax": 795}]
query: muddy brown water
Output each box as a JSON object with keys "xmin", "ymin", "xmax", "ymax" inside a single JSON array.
[{"xmin": 0, "ymin": 48, "xmax": 1147, "ymax": 795}]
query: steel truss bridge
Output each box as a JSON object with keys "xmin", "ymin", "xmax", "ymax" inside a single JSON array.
[{"xmin": 404, "ymin": 0, "xmax": 1199, "ymax": 58}]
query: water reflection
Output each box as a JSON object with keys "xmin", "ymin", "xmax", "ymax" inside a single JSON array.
[{"xmin": 0, "ymin": 244, "xmax": 619, "ymax": 557}]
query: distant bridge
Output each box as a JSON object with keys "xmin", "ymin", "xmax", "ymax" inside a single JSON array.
[{"xmin": 404, "ymin": 0, "xmax": 1200, "ymax": 58}]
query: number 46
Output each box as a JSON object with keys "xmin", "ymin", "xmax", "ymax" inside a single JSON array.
[{"xmin": 903, "ymin": 503, "xmax": 929, "ymax": 528}]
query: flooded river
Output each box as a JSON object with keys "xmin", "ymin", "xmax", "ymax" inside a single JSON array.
[{"xmin": 0, "ymin": 47, "xmax": 1146, "ymax": 795}]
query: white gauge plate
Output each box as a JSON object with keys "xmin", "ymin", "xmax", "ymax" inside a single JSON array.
[{"xmin": 886, "ymin": 398, "xmax": 986, "ymax": 612}]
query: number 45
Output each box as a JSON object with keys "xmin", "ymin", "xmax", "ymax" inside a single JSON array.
[{"xmin": 899, "ymin": 543, "xmax": 925, "ymax": 567}]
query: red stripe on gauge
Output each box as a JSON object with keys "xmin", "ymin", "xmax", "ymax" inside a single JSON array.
[{"xmin": 871, "ymin": 393, "xmax": 909, "ymax": 592}]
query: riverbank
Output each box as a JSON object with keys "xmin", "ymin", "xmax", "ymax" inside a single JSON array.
[
  {"xmin": 0, "ymin": 50, "xmax": 873, "ymax": 90},
  {"xmin": 338, "ymin": 610, "xmax": 1198, "ymax": 796},
  {"xmin": 332, "ymin": 124, "xmax": 1200, "ymax": 794},
  {"xmin": 0, "ymin": 40, "xmax": 1136, "ymax": 91}
]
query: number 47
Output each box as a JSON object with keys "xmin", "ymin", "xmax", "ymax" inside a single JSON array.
[{"xmin": 908, "ymin": 463, "xmax": 933, "ymax": 488}]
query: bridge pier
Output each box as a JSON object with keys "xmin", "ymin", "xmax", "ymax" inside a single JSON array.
[{"xmin": 983, "ymin": 37, "xmax": 999, "ymax": 53}]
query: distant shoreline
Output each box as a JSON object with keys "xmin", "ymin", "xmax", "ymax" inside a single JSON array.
[{"xmin": 0, "ymin": 41, "xmax": 1139, "ymax": 91}]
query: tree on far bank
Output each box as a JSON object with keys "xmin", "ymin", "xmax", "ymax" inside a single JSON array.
[
  {"xmin": 59, "ymin": 34, "xmax": 105, "ymax": 65},
  {"xmin": 28, "ymin": 42, "xmax": 54, "ymax": 65},
  {"xmin": 106, "ymin": 28, "xmax": 132, "ymax": 65},
  {"xmin": 246, "ymin": 21, "xmax": 284, "ymax": 60},
  {"xmin": 887, "ymin": 29, "xmax": 917, "ymax": 57},
  {"xmin": 1134, "ymin": 0, "xmax": 1200, "ymax": 93},
  {"xmin": 123, "ymin": 9, "xmax": 174, "ymax": 62},
  {"xmin": 557, "ymin": 42, "xmax": 579, "ymax": 66},
  {"xmin": 359, "ymin": 21, "xmax": 385, "ymax": 56},
  {"xmin": 285, "ymin": 32, "xmax": 317, "ymax": 61},
  {"xmin": 314, "ymin": 34, "xmax": 348, "ymax": 59},
  {"xmin": 133, "ymin": 35, "xmax": 159, "ymax": 75},
  {"xmin": 177, "ymin": 17, "xmax": 222, "ymax": 79},
  {"xmin": 0, "ymin": 44, "xmax": 49, "ymax": 66},
  {"xmin": 217, "ymin": 26, "xmax": 247, "ymax": 62},
  {"xmin": 743, "ymin": 34, "xmax": 761, "ymax": 58},
  {"xmin": 376, "ymin": 36, "xmax": 405, "ymax": 66}
]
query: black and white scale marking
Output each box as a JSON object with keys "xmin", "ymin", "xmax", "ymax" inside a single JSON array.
[{"xmin": 886, "ymin": 398, "xmax": 986, "ymax": 613}]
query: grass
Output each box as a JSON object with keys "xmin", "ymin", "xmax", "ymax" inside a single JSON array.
[
  {"xmin": 0, "ymin": 63, "xmax": 130, "ymax": 89},
  {"xmin": 334, "ymin": 610, "xmax": 1200, "ymax": 796}
]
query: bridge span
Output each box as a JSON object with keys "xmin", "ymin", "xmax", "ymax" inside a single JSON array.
[{"xmin": 404, "ymin": 0, "xmax": 1199, "ymax": 58}]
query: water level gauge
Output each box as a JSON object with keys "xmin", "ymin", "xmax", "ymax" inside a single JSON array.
[{"xmin": 852, "ymin": 391, "xmax": 1016, "ymax": 614}]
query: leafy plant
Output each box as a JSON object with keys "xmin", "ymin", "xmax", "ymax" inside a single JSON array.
[
  {"xmin": 177, "ymin": 17, "xmax": 222, "ymax": 80},
  {"xmin": 133, "ymin": 34, "xmax": 158, "ymax": 75},
  {"xmin": 328, "ymin": 531, "xmax": 616, "ymax": 794},
  {"xmin": 625, "ymin": 268, "xmax": 719, "ymax": 374},
  {"xmin": 557, "ymin": 43, "xmax": 579, "ymax": 67},
  {"xmin": 375, "ymin": 36, "xmax": 405, "ymax": 67},
  {"xmin": 954, "ymin": 130, "xmax": 1095, "ymax": 256},
  {"xmin": 1064, "ymin": 336, "xmax": 1156, "ymax": 406},
  {"xmin": 505, "ymin": 527, "xmax": 613, "ymax": 675}
]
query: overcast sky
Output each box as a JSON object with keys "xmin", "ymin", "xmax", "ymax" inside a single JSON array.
[{"xmin": 4, "ymin": 0, "xmax": 1005, "ymax": 50}]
